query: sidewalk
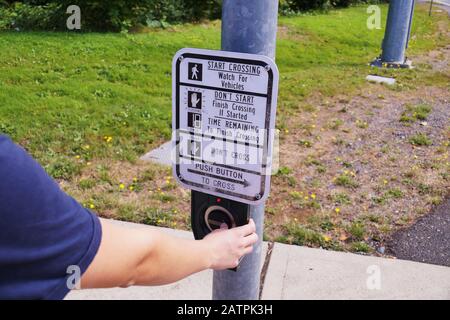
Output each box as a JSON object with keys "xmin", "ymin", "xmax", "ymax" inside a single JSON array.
[{"xmin": 65, "ymin": 220, "xmax": 450, "ymax": 300}]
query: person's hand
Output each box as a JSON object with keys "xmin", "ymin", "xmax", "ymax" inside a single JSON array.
[{"xmin": 202, "ymin": 219, "xmax": 258, "ymax": 270}]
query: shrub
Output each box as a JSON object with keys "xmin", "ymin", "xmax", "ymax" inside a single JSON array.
[
  {"xmin": 409, "ymin": 133, "xmax": 432, "ymax": 146},
  {"xmin": 0, "ymin": 0, "xmax": 389, "ymax": 32},
  {"xmin": 0, "ymin": 2, "xmax": 62, "ymax": 31}
]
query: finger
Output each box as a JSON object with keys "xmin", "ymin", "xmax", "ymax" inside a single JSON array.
[
  {"xmin": 236, "ymin": 219, "xmax": 256, "ymax": 237},
  {"xmin": 242, "ymin": 233, "xmax": 258, "ymax": 247},
  {"xmin": 210, "ymin": 223, "xmax": 227, "ymax": 235},
  {"xmin": 243, "ymin": 245, "xmax": 254, "ymax": 255}
]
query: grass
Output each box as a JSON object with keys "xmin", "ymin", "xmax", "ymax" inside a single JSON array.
[
  {"xmin": 400, "ymin": 103, "xmax": 433, "ymax": 123},
  {"xmin": 0, "ymin": 5, "xmax": 445, "ymax": 179},
  {"xmin": 276, "ymin": 166, "xmax": 293, "ymax": 177},
  {"xmin": 332, "ymin": 192, "xmax": 352, "ymax": 205},
  {"xmin": 351, "ymin": 241, "xmax": 371, "ymax": 253},
  {"xmin": 409, "ymin": 133, "xmax": 433, "ymax": 146},
  {"xmin": 298, "ymin": 139, "xmax": 313, "ymax": 148},
  {"xmin": 348, "ymin": 222, "xmax": 366, "ymax": 241},
  {"xmin": 78, "ymin": 178, "xmax": 96, "ymax": 190},
  {"xmin": 372, "ymin": 188, "xmax": 404, "ymax": 205},
  {"xmin": 334, "ymin": 173, "xmax": 359, "ymax": 188},
  {"xmin": 275, "ymin": 166, "xmax": 297, "ymax": 186},
  {"xmin": 284, "ymin": 223, "xmax": 327, "ymax": 247}
]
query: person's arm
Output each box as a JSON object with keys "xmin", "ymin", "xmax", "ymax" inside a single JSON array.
[{"xmin": 80, "ymin": 218, "xmax": 258, "ymax": 288}]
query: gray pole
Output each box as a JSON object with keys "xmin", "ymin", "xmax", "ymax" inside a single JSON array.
[
  {"xmin": 212, "ymin": 0, "xmax": 278, "ymax": 300},
  {"xmin": 376, "ymin": 0, "xmax": 416, "ymax": 67}
]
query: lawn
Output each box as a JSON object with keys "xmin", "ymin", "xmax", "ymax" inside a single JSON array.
[{"xmin": 1, "ymin": 4, "xmax": 448, "ymax": 253}]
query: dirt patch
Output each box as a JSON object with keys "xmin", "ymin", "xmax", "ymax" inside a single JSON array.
[
  {"xmin": 266, "ymin": 82, "xmax": 449, "ymax": 252},
  {"xmin": 262, "ymin": 35, "xmax": 450, "ymax": 253}
]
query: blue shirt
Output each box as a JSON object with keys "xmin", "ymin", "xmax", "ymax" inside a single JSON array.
[{"xmin": 0, "ymin": 135, "xmax": 102, "ymax": 300}]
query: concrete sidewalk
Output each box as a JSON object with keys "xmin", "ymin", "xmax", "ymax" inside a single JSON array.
[{"xmin": 65, "ymin": 220, "xmax": 450, "ymax": 300}]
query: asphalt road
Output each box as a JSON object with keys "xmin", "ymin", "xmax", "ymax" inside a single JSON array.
[{"xmin": 388, "ymin": 200, "xmax": 450, "ymax": 267}]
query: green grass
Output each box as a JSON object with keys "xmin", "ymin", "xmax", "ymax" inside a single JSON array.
[
  {"xmin": 0, "ymin": 5, "xmax": 446, "ymax": 179},
  {"xmin": 409, "ymin": 133, "xmax": 433, "ymax": 146},
  {"xmin": 284, "ymin": 223, "xmax": 326, "ymax": 247},
  {"xmin": 372, "ymin": 188, "xmax": 404, "ymax": 205},
  {"xmin": 276, "ymin": 166, "xmax": 293, "ymax": 176},
  {"xmin": 400, "ymin": 103, "xmax": 433, "ymax": 123},
  {"xmin": 332, "ymin": 192, "xmax": 352, "ymax": 205},
  {"xmin": 348, "ymin": 222, "xmax": 366, "ymax": 241},
  {"xmin": 78, "ymin": 178, "xmax": 96, "ymax": 190},
  {"xmin": 351, "ymin": 241, "xmax": 371, "ymax": 253},
  {"xmin": 334, "ymin": 173, "xmax": 359, "ymax": 188}
]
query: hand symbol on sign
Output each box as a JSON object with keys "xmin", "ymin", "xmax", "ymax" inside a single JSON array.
[{"xmin": 191, "ymin": 93, "xmax": 200, "ymax": 108}]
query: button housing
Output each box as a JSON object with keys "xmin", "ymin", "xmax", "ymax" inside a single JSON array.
[{"xmin": 191, "ymin": 191, "xmax": 250, "ymax": 240}]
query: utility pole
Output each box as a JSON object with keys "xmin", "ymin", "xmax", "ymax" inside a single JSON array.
[
  {"xmin": 212, "ymin": 0, "xmax": 279, "ymax": 300},
  {"xmin": 371, "ymin": 0, "xmax": 416, "ymax": 68}
]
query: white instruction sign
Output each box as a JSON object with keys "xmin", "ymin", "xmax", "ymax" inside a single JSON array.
[{"xmin": 172, "ymin": 48, "xmax": 279, "ymax": 204}]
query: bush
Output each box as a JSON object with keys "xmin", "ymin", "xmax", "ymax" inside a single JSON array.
[
  {"xmin": 287, "ymin": 0, "xmax": 330, "ymax": 11},
  {"xmin": 0, "ymin": 0, "xmax": 388, "ymax": 32},
  {"xmin": 0, "ymin": 2, "xmax": 62, "ymax": 31}
]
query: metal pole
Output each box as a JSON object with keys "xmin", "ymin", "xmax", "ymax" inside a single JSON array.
[
  {"xmin": 429, "ymin": 0, "xmax": 434, "ymax": 16},
  {"xmin": 212, "ymin": 0, "xmax": 278, "ymax": 300},
  {"xmin": 406, "ymin": 0, "xmax": 416, "ymax": 49},
  {"xmin": 380, "ymin": 0, "xmax": 416, "ymax": 65}
]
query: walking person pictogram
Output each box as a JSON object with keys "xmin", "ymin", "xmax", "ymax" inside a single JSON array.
[
  {"xmin": 188, "ymin": 63, "xmax": 203, "ymax": 81},
  {"xmin": 191, "ymin": 64, "xmax": 199, "ymax": 79}
]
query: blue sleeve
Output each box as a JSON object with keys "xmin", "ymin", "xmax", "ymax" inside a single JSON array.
[{"xmin": 0, "ymin": 135, "xmax": 102, "ymax": 300}]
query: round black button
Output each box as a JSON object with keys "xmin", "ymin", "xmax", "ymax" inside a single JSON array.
[
  {"xmin": 204, "ymin": 206, "xmax": 236, "ymax": 231},
  {"xmin": 208, "ymin": 210, "xmax": 233, "ymax": 230}
]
